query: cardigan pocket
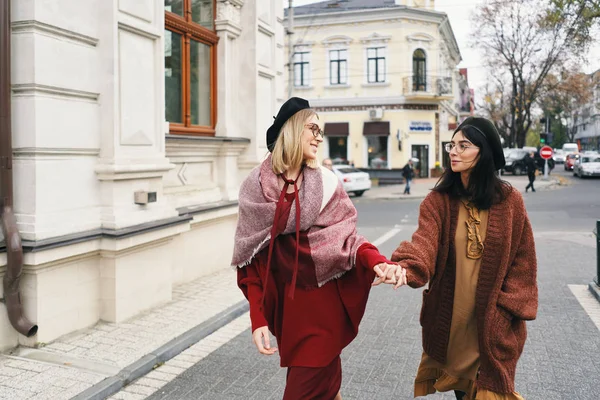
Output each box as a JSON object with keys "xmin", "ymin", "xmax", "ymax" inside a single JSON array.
[
  {"xmin": 490, "ymin": 308, "xmax": 519, "ymax": 362},
  {"xmin": 419, "ymin": 287, "xmax": 434, "ymax": 327}
]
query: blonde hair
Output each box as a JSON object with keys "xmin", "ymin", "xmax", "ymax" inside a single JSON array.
[{"xmin": 271, "ymin": 109, "xmax": 319, "ymax": 174}]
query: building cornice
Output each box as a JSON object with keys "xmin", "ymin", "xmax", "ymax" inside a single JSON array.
[
  {"xmin": 307, "ymin": 96, "xmax": 440, "ymax": 111},
  {"xmin": 286, "ymin": 6, "xmax": 446, "ymax": 28}
]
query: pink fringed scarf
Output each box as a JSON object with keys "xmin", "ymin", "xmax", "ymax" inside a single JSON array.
[{"xmin": 231, "ymin": 155, "xmax": 367, "ymax": 291}]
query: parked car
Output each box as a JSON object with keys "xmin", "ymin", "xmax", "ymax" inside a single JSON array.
[
  {"xmin": 504, "ymin": 149, "xmax": 554, "ymax": 175},
  {"xmin": 332, "ymin": 165, "xmax": 371, "ymax": 197},
  {"xmin": 564, "ymin": 154, "xmax": 578, "ymax": 171},
  {"xmin": 573, "ymin": 154, "xmax": 600, "ymax": 178},
  {"xmin": 503, "ymin": 149, "xmax": 529, "ymax": 175}
]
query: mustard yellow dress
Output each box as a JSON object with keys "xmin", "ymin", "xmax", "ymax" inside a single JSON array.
[{"xmin": 414, "ymin": 200, "xmax": 524, "ymax": 400}]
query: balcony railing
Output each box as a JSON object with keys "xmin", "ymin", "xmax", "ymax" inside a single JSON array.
[{"xmin": 402, "ymin": 75, "xmax": 453, "ymax": 97}]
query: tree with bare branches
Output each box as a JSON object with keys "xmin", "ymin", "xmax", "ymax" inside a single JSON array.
[
  {"xmin": 472, "ymin": 0, "xmax": 596, "ymax": 148},
  {"xmin": 538, "ymin": 67, "xmax": 594, "ymax": 143}
]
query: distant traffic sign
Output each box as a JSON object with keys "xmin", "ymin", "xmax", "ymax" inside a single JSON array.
[{"xmin": 540, "ymin": 145, "xmax": 553, "ymax": 160}]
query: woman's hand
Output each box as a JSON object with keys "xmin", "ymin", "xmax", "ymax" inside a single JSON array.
[
  {"xmin": 252, "ymin": 326, "xmax": 278, "ymax": 355},
  {"xmin": 373, "ymin": 263, "xmax": 408, "ymax": 289}
]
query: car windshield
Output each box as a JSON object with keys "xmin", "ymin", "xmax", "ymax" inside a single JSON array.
[
  {"xmin": 582, "ymin": 156, "xmax": 600, "ymax": 163},
  {"xmin": 336, "ymin": 167, "xmax": 362, "ymax": 174},
  {"xmin": 508, "ymin": 151, "xmax": 526, "ymax": 160}
]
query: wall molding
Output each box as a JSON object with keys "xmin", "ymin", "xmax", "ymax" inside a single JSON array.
[
  {"xmin": 0, "ymin": 216, "xmax": 192, "ymax": 255},
  {"xmin": 95, "ymin": 162, "xmax": 175, "ymax": 181},
  {"xmin": 11, "ymin": 83, "xmax": 99, "ymax": 102},
  {"xmin": 13, "ymin": 148, "xmax": 100, "ymax": 158},
  {"xmin": 118, "ymin": 21, "xmax": 161, "ymax": 40},
  {"xmin": 11, "ymin": 20, "xmax": 99, "ymax": 47}
]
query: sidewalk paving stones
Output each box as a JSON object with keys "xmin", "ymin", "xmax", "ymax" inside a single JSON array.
[{"xmin": 0, "ymin": 269, "xmax": 247, "ymax": 400}]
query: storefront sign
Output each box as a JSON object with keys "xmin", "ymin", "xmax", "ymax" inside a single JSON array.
[{"xmin": 409, "ymin": 121, "xmax": 433, "ymax": 132}]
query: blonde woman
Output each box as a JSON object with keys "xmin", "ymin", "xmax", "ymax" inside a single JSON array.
[{"xmin": 232, "ymin": 97, "xmax": 395, "ymax": 399}]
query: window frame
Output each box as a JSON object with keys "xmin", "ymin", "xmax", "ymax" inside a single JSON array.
[
  {"xmin": 412, "ymin": 48, "xmax": 427, "ymax": 91},
  {"xmin": 165, "ymin": 0, "xmax": 219, "ymax": 136},
  {"xmin": 367, "ymin": 47, "xmax": 386, "ymax": 83},
  {"xmin": 294, "ymin": 50, "xmax": 311, "ymax": 87},
  {"xmin": 329, "ymin": 49, "xmax": 348, "ymax": 85}
]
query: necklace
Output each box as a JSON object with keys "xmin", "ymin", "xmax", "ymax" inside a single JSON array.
[{"xmin": 462, "ymin": 200, "xmax": 484, "ymax": 259}]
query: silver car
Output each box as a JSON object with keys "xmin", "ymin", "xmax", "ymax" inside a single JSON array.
[{"xmin": 573, "ymin": 155, "xmax": 600, "ymax": 178}]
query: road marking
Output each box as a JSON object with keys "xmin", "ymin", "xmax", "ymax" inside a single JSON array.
[
  {"xmin": 372, "ymin": 227, "xmax": 403, "ymax": 247},
  {"xmin": 569, "ymin": 285, "xmax": 600, "ymax": 332}
]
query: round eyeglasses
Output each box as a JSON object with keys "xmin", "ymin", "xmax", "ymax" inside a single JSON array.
[
  {"xmin": 444, "ymin": 142, "xmax": 477, "ymax": 154},
  {"xmin": 305, "ymin": 123, "xmax": 324, "ymax": 139}
]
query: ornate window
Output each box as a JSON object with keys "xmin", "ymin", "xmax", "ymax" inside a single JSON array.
[
  {"xmin": 413, "ymin": 48, "xmax": 427, "ymax": 91},
  {"xmin": 164, "ymin": 0, "xmax": 218, "ymax": 135}
]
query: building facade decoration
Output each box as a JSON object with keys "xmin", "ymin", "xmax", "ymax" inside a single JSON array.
[
  {"xmin": 285, "ymin": 0, "xmax": 462, "ymax": 177},
  {"xmin": 0, "ymin": 0, "xmax": 283, "ymax": 350}
]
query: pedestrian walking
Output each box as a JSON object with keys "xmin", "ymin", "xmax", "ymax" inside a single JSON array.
[
  {"xmin": 525, "ymin": 152, "xmax": 536, "ymax": 192},
  {"xmin": 403, "ymin": 159, "xmax": 415, "ymax": 194},
  {"xmin": 376, "ymin": 117, "xmax": 538, "ymax": 399},
  {"xmin": 232, "ymin": 97, "xmax": 395, "ymax": 400}
]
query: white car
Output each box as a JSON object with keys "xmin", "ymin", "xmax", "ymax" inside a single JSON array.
[
  {"xmin": 573, "ymin": 155, "xmax": 600, "ymax": 178},
  {"xmin": 553, "ymin": 149, "xmax": 566, "ymax": 164},
  {"xmin": 332, "ymin": 165, "xmax": 371, "ymax": 197}
]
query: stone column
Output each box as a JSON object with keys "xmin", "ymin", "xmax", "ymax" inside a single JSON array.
[
  {"xmin": 95, "ymin": 0, "xmax": 177, "ymax": 230},
  {"xmin": 214, "ymin": 0, "xmax": 246, "ymax": 201}
]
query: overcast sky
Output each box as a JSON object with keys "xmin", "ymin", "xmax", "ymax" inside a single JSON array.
[{"xmin": 282, "ymin": 0, "xmax": 600, "ymax": 103}]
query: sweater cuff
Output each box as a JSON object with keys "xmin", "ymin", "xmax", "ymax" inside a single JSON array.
[
  {"xmin": 357, "ymin": 242, "xmax": 393, "ymax": 270},
  {"xmin": 249, "ymin": 303, "xmax": 268, "ymax": 332}
]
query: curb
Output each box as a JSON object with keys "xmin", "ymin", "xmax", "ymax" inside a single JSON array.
[
  {"xmin": 72, "ymin": 300, "xmax": 250, "ymax": 400},
  {"xmin": 588, "ymin": 282, "xmax": 600, "ymax": 304}
]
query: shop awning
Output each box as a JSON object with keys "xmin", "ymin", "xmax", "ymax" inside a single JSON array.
[
  {"xmin": 363, "ymin": 121, "xmax": 390, "ymax": 136},
  {"xmin": 324, "ymin": 122, "xmax": 349, "ymax": 136}
]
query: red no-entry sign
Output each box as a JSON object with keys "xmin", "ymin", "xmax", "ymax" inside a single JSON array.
[{"xmin": 540, "ymin": 145, "xmax": 553, "ymax": 160}]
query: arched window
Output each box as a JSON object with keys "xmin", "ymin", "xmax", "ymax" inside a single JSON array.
[{"xmin": 413, "ymin": 49, "xmax": 427, "ymax": 91}]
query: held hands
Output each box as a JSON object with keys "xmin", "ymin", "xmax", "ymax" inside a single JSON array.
[
  {"xmin": 372, "ymin": 263, "xmax": 408, "ymax": 290},
  {"xmin": 252, "ymin": 326, "xmax": 278, "ymax": 355}
]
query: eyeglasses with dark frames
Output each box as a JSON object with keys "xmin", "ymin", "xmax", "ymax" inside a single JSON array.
[
  {"xmin": 305, "ymin": 123, "xmax": 324, "ymax": 139},
  {"xmin": 444, "ymin": 141, "xmax": 478, "ymax": 154}
]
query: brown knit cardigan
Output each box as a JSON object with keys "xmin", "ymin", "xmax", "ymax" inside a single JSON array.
[{"xmin": 391, "ymin": 188, "xmax": 538, "ymax": 394}]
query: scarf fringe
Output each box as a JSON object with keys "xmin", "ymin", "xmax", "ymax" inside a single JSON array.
[
  {"xmin": 231, "ymin": 235, "xmax": 271, "ymax": 270},
  {"xmin": 317, "ymin": 269, "xmax": 348, "ymax": 287}
]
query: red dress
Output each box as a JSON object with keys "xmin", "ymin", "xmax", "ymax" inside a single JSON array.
[{"xmin": 237, "ymin": 192, "xmax": 389, "ymax": 368}]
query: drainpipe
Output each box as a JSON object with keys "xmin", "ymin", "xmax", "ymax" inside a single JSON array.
[{"xmin": 0, "ymin": 0, "xmax": 38, "ymax": 337}]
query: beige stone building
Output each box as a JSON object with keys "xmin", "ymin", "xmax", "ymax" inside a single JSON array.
[
  {"xmin": 1, "ymin": 0, "xmax": 284, "ymax": 350},
  {"xmin": 285, "ymin": 0, "xmax": 462, "ymax": 178}
]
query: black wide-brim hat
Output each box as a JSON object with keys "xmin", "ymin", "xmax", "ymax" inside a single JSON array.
[
  {"xmin": 454, "ymin": 117, "xmax": 506, "ymax": 170},
  {"xmin": 266, "ymin": 97, "xmax": 311, "ymax": 152}
]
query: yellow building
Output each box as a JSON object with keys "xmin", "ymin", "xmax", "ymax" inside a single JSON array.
[{"xmin": 285, "ymin": 0, "xmax": 462, "ymax": 178}]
